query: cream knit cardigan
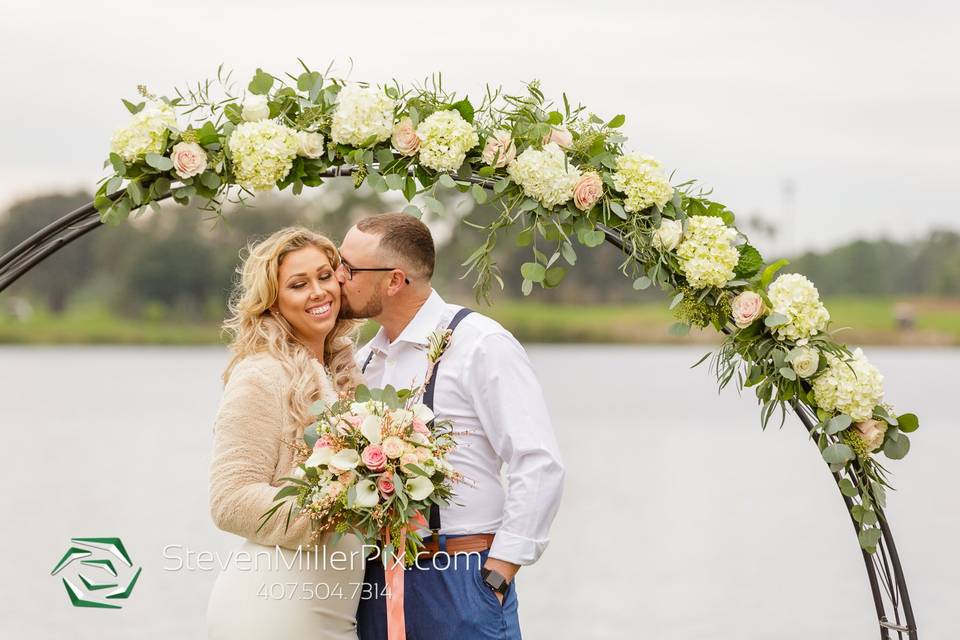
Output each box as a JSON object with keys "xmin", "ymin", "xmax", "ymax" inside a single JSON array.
[{"xmin": 209, "ymin": 352, "xmax": 332, "ymax": 550}]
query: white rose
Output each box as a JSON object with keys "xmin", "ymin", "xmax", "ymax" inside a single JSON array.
[
  {"xmin": 241, "ymin": 95, "xmax": 270, "ymax": 122},
  {"xmin": 404, "ymin": 476, "xmax": 434, "ymax": 501},
  {"xmin": 789, "ymin": 346, "xmax": 820, "ymax": 378},
  {"xmin": 652, "ymin": 218, "xmax": 683, "ymax": 251},
  {"xmin": 169, "ymin": 141, "xmax": 207, "ymax": 179},
  {"xmin": 304, "ymin": 446, "xmax": 333, "ymax": 468},
  {"xmin": 329, "ymin": 448, "xmax": 360, "ymax": 472},
  {"xmin": 354, "ymin": 479, "xmax": 380, "ymax": 508},
  {"xmin": 296, "ymin": 131, "xmax": 325, "ymax": 159}
]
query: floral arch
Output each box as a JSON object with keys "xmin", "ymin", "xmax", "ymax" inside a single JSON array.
[{"xmin": 0, "ymin": 62, "xmax": 919, "ymax": 638}]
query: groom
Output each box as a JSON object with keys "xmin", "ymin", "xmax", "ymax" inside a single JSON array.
[{"xmin": 336, "ymin": 213, "xmax": 565, "ymax": 640}]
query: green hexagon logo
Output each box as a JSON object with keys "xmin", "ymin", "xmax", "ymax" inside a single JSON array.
[{"xmin": 51, "ymin": 537, "xmax": 142, "ymax": 609}]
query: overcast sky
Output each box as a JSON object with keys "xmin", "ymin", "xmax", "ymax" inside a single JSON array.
[{"xmin": 0, "ymin": 0, "xmax": 956, "ymax": 256}]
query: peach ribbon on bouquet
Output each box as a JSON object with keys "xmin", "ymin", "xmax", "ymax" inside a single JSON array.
[{"xmin": 383, "ymin": 512, "xmax": 429, "ymax": 640}]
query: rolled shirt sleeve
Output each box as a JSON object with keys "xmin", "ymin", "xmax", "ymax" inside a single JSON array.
[{"xmin": 465, "ymin": 332, "xmax": 565, "ymax": 565}]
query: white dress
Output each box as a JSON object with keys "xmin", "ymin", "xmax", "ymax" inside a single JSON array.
[{"xmin": 206, "ymin": 354, "xmax": 366, "ymax": 639}]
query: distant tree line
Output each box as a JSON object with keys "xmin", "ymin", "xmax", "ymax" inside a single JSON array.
[{"xmin": 1, "ymin": 185, "xmax": 958, "ymax": 319}]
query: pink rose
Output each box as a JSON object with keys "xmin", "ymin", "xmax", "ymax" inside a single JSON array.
[
  {"xmin": 391, "ymin": 117, "xmax": 420, "ymax": 156},
  {"xmin": 542, "ymin": 126, "xmax": 573, "ymax": 150},
  {"xmin": 361, "ymin": 444, "xmax": 387, "ymax": 472},
  {"xmin": 411, "ymin": 419, "xmax": 430, "ymax": 435},
  {"xmin": 170, "ymin": 141, "xmax": 207, "ymax": 179},
  {"xmin": 377, "ymin": 475, "xmax": 395, "ymax": 496},
  {"xmin": 481, "ymin": 130, "xmax": 516, "ymax": 168},
  {"xmin": 400, "ymin": 452, "xmax": 419, "ymax": 468},
  {"xmin": 573, "ymin": 172, "xmax": 603, "ymax": 211},
  {"xmin": 854, "ymin": 419, "xmax": 888, "ymax": 453},
  {"xmin": 731, "ymin": 291, "xmax": 766, "ymax": 329},
  {"xmin": 315, "ymin": 434, "xmax": 334, "ymax": 449}
]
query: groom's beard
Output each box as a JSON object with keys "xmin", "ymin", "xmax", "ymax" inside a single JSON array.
[{"xmin": 339, "ymin": 290, "xmax": 383, "ymax": 320}]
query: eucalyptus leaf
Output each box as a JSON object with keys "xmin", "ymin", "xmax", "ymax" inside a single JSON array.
[
  {"xmin": 822, "ymin": 443, "xmax": 855, "ymax": 465},
  {"xmin": 883, "ymin": 433, "xmax": 910, "ymax": 460},
  {"xmin": 145, "ymin": 153, "xmax": 174, "ymax": 171}
]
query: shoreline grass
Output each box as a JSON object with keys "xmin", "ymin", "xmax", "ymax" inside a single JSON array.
[{"xmin": 1, "ymin": 297, "xmax": 959, "ymax": 346}]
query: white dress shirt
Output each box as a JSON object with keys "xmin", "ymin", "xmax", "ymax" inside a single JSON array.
[{"xmin": 356, "ymin": 290, "xmax": 565, "ymax": 566}]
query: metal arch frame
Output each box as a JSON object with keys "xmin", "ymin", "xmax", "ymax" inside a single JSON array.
[{"xmin": 0, "ymin": 166, "xmax": 918, "ymax": 638}]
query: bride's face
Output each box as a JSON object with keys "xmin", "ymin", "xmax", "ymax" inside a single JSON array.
[{"xmin": 272, "ymin": 245, "xmax": 340, "ymax": 350}]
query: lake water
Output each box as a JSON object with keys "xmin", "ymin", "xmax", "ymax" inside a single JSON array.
[{"xmin": 0, "ymin": 345, "xmax": 956, "ymax": 639}]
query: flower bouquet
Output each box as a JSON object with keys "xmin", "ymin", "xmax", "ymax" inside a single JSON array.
[
  {"xmin": 258, "ymin": 330, "xmax": 461, "ymax": 639},
  {"xmin": 258, "ymin": 382, "xmax": 460, "ymax": 563}
]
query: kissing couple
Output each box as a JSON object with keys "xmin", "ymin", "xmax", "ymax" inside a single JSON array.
[{"xmin": 206, "ymin": 212, "xmax": 565, "ymax": 640}]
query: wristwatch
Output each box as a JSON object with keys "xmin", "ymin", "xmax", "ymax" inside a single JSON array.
[{"xmin": 480, "ymin": 567, "xmax": 510, "ymax": 596}]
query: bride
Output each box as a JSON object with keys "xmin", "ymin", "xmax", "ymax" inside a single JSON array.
[{"xmin": 207, "ymin": 227, "xmax": 365, "ymax": 639}]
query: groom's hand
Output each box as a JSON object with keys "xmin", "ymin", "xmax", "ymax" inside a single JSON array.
[{"xmin": 483, "ymin": 556, "xmax": 519, "ymax": 604}]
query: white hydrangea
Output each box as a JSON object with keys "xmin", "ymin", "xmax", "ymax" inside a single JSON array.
[
  {"xmin": 416, "ymin": 109, "xmax": 479, "ymax": 172},
  {"xmin": 330, "ymin": 84, "xmax": 395, "ymax": 147},
  {"xmin": 227, "ymin": 121, "xmax": 299, "ymax": 191},
  {"xmin": 507, "ymin": 142, "xmax": 581, "ymax": 209},
  {"xmin": 812, "ymin": 348, "xmax": 885, "ymax": 422},
  {"xmin": 109, "ymin": 101, "xmax": 178, "ymax": 163},
  {"xmin": 767, "ymin": 273, "xmax": 831, "ymax": 340},
  {"xmin": 675, "ymin": 216, "xmax": 739, "ymax": 288},
  {"xmin": 611, "ymin": 153, "xmax": 673, "ymax": 213}
]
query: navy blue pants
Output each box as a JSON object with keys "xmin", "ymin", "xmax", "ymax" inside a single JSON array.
[{"xmin": 356, "ymin": 538, "xmax": 521, "ymax": 640}]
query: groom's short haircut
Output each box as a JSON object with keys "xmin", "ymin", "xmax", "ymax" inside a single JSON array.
[{"xmin": 356, "ymin": 213, "xmax": 435, "ymax": 279}]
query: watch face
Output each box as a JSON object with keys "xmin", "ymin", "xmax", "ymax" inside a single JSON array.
[{"xmin": 483, "ymin": 569, "xmax": 507, "ymax": 592}]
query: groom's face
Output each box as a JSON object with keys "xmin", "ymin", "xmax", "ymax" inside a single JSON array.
[{"xmin": 336, "ymin": 226, "xmax": 386, "ymax": 320}]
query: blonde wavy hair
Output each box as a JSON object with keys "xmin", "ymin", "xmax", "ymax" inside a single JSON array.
[{"xmin": 222, "ymin": 226, "xmax": 362, "ymax": 428}]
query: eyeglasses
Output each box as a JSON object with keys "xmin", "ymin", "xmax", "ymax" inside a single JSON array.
[{"xmin": 339, "ymin": 257, "xmax": 410, "ymax": 285}]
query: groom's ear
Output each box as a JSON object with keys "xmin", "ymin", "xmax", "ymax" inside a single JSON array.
[{"xmin": 384, "ymin": 269, "xmax": 408, "ymax": 296}]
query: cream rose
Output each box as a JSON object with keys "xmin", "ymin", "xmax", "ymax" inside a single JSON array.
[
  {"xmin": 731, "ymin": 291, "xmax": 766, "ymax": 328},
  {"xmin": 381, "ymin": 436, "xmax": 405, "ymax": 459},
  {"xmin": 296, "ymin": 131, "xmax": 325, "ymax": 159},
  {"xmin": 391, "ymin": 117, "xmax": 420, "ymax": 156},
  {"xmin": 789, "ymin": 346, "xmax": 820, "ymax": 378},
  {"xmin": 542, "ymin": 126, "xmax": 573, "ymax": 149},
  {"xmin": 241, "ymin": 95, "xmax": 270, "ymax": 122},
  {"xmin": 170, "ymin": 141, "xmax": 207, "ymax": 179},
  {"xmin": 573, "ymin": 172, "xmax": 602, "ymax": 211},
  {"xmin": 855, "ymin": 419, "xmax": 888, "ymax": 452},
  {"xmin": 652, "ymin": 218, "xmax": 683, "ymax": 252},
  {"xmin": 481, "ymin": 130, "xmax": 516, "ymax": 168}
]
